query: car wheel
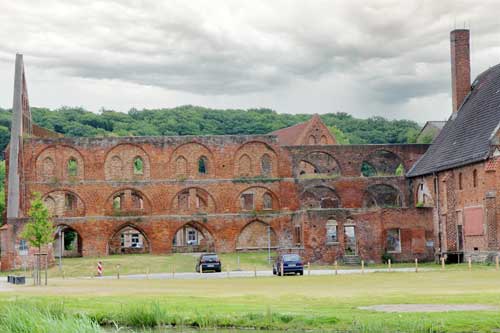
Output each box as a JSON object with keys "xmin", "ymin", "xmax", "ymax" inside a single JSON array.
[{"xmin": 299, "ymin": 270, "xmax": 304, "ymax": 276}]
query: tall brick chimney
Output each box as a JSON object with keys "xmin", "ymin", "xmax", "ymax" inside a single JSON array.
[{"xmin": 450, "ymin": 29, "xmax": 471, "ymax": 113}]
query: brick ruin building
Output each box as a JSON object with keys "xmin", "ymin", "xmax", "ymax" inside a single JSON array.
[{"xmin": 1, "ymin": 29, "xmax": 499, "ymax": 270}]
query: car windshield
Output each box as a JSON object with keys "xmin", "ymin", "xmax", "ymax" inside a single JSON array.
[
  {"xmin": 202, "ymin": 255, "xmax": 218, "ymax": 261},
  {"xmin": 283, "ymin": 254, "xmax": 300, "ymax": 261}
]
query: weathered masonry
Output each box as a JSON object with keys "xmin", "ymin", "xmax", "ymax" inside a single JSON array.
[{"xmin": 3, "ymin": 28, "xmax": 499, "ymax": 270}]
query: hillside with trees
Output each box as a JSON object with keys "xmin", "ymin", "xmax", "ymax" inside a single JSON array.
[{"xmin": 0, "ymin": 105, "xmax": 422, "ymax": 156}]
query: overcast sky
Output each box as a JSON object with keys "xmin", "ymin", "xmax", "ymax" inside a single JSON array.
[{"xmin": 1, "ymin": 0, "xmax": 499, "ymax": 123}]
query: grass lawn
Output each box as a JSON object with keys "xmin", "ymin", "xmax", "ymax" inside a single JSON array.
[
  {"xmin": 3, "ymin": 268, "xmax": 500, "ymax": 332},
  {"xmin": 1, "ymin": 251, "xmax": 474, "ymax": 278}
]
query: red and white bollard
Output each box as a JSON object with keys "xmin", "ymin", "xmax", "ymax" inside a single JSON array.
[{"xmin": 97, "ymin": 261, "xmax": 103, "ymax": 277}]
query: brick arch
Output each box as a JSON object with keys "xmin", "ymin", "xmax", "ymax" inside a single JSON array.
[
  {"xmin": 104, "ymin": 187, "xmax": 152, "ymax": 215},
  {"xmin": 42, "ymin": 189, "xmax": 86, "ymax": 217},
  {"xmin": 108, "ymin": 223, "xmax": 151, "ymax": 254},
  {"xmin": 170, "ymin": 187, "xmax": 217, "ymax": 214},
  {"xmin": 300, "ymin": 185, "xmax": 341, "ymax": 209},
  {"xmin": 171, "ymin": 221, "xmax": 215, "ymax": 252},
  {"xmin": 234, "ymin": 141, "xmax": 278, "ymax": 177},
  {"xmin": 363, "ymin": 183, "xmax": 402, "ymax": 208},
  {"xmin": 170, "ymin": 142, "xmax": 214, "ymax": 178},
  {"xmin": 361, "ymin": 149, "xmax": 404, "ymax": 176},
  {"xmin": 236, "ymin": 186, "xmax": 280, "ymax": 211},
  {"xmin": 53, "ymin": 223, "xmax": 83, "ymax": 257},
  {"xmin": 236, "ymin": 220, "xmax": 278, "ymax": 250},
  {"xmin": 104, "ymin": 143, "xmax": 151, "ymax": 180},
  {"xmin": 298, "ymin": 150, "xmax": 342, "ymax": 176},
  {"xmin": 35, "ymin": 144, "xmax": 85, "ymax": 181}
]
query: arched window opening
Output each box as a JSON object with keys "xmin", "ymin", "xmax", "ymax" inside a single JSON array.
[
  {"xmin": 113, "ymin": 193, "xmax": 124, "ymax": 211},
  {"xmin": 110, "ymin": 156, "xmax": 123, "ymax": 179},
  {"xmin": 320, "ymin": 135, "xmax": 327, "ymax": 144},
  {"xmin": 361, "ymin": 161, "xmax": 377, "ymax": 177},
  {"xmin": 260, "ymin": 154, "xmax": 272, "ymax": 176},
  {"xmin": 131, "ymin": 191, "xmax": 144, "ymax": 210},
  {"xmin": 263, "ymin": 192, "xmax": 273, "ymax": 210},
  {"xmin": 44, "ymin": 196, "xmax": 56, "ymax": 216},
  {"xmin": 133, "ymin": 157, "xmax": 144, "ymax": 175},
  {"xmin": 241, "ymin": 192, "xmax": 255, "ymax": 211},
  {"xmin": 238, "ymin": 154, "xmax": 252, "ymax": 177},
  {"xmin": 198, "ymin": 156, "xmax": 208, "ymax": 174},
  {"xmin": 172, "ymin": 223, "xmax": 215, "ymax": 252},
  {"xmin": 178, "ymin": 190, "xmax": 189, "ymax": 210},
  {"xmin": 308, "ymin": 135, "xmax": 317, "ymax": 145},
  {"xmin": 42, "ymin": 157, "xmax": 55, "ymax": 179},
  {"xmin": 473, "ymin": 169, "xmax": 478, "ymax": 188},
  {"xmin": 67, "ymin": 158, "xmax": 78, "ymax": 177},
  {"xmin": 109, "ymin": 226, "xmax": 150, "ymax": 254},
  {"xmin": 175, "ymin": 156, "xmax": 188, "ymax": 176},
  {"xmin": 64, "ymin": 193, "xmax": 76, "ymax": 212}
]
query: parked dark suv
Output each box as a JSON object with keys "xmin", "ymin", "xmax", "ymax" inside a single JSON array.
[
  {"xmin": 273, "ymin": 254, "xmax": 304, "ymax": 275},
  {"xmin": 195, "ymin": 253, "xmax": 222, "ymax": 273}
]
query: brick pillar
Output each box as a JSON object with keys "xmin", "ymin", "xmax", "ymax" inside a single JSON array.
[
  {"xmin": 450, "ymin": 29, "xmax": 471, "ymax": 113},
  {"xmin": 485, "ymin": 191, "xmax": 497, "ymax": 250}
]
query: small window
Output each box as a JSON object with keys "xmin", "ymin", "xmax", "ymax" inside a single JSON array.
[
  {"xmin": 64, "ymin": 193, "xmax": 76, "ymax": 211},
  {"xmin": 260, "ymin": 154, "xmax": 272, "ymax": 176},
  {"xmin": 263, "ymin": 192, "xmax": 273, "ymax": 210},
  {"xmin": 326, "ymin": 220, "xmax": 338, "ymax": 243},
  {"xmin": 294, "ymin": 225, "xmax": 302, "ymax": 245},
  {"xmin": 473, "ymin": 169, "xmax": 478, "ymax": 188},
  {"xmin": 308, "ymin": 135, "xmax": 317, "ymax": 145},
  {"xmin": 19, "ymin": 239, "xmax": 29, "ymax": 252},
  {"xmin": 133, "ymin": 157, "xmax": 144, "ymax": 175},
  {"xmin": 113, "ymin": 193, "xmax": 123, "ymax": 210},
  {"xmin": 386, "ymin": 228, "xmax": 401, "ymax": 253},
  {"xmin": 458, "ymin": 172, "xmax": 463, "ymax": 190},
  {"xmin": 198, "ymin": 156, "xmax": 208, "ymax": 174},
  {"xmin": 241, "ymin": 193, "xmax": 254, "ymax": 210},
  {"xmin": 67, "ymin": 158, "xmax": 78, "ymax": 177},
  {"xmin": 131, "ymin": 192, "xmax": 144, "ymax": 209}
]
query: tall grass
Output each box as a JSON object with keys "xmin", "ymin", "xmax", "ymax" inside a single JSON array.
[{"xmin": 0, "ymin": 303, "xmax": 101, "ymax": 333}]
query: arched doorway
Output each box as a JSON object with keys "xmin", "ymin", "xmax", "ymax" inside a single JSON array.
[
  {"xmin": 109, "ymin": 225, "xmax": 150, "ymax": 254},
  {"xmin": 172, "ymin": 222, "xmax": 215, "ymax": 253},
  {"xmin": 53, "ymin": 225, "xmax": 82, "ymax": 257}
]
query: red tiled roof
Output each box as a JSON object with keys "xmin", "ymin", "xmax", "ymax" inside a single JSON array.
[{"xmin": 270, "ymin": 121, "xmax": 309, "ymax": 146}]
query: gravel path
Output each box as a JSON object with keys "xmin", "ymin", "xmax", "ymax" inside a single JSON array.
[
  {"xmin": 94, "ymin": 267, "xmax": 431, "ymax": 280},
  {"xmin": 359, "ymin": 304, "xmax": 499, "ymax": 313}
]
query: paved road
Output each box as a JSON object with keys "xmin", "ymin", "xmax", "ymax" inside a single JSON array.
[{"xmin": 97, "ymin": 267, "xmax": 430, "ymax": 280}]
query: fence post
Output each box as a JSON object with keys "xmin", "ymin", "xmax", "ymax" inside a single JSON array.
[
  {"xmin": 307, "ymin": 262, "xmax": 311, "ymax": 276},
  {"xmin": 227, "ymin": 264, "xmax": 230, "ymax": 278},
  {"xmin": 199, "ymin": 263, "xmax": 203, "ymax": 275},
  {"xmin": 415, "ymin": 258, "xmax": 418, "ymax": 273},
  {"xmin": 44, "ymin": 255, "xmax": 48, "ymax": 286},
  {"xmin": 468, "ymin": 257, "xmax": 472, "ymax": 271},
  {"xmin": 334, "ymin": 260, "xmax": 338, "ymax": 275},
  {"xmin": 496, "ymin": 256, "xmax": 499, "ymax": 271},
  {"xmin": 280, "ymin": 261, "xmax": 284, "ymax": 277},
  {"xmin": 172, "ymin": 264, "xmax": 175, "ymax": 279},
  {"xmin": 146, "ymin": 266, "xmax": 150, "ymax": 279},
  {"xmin": 361, "ymin": 260, "xmax": 365, "ymax": 274},
  {"xmin": 116, "ymin": 264, "xmax": 120, "ymax": 280},
  {"xmin": 254, "ymin": 265, "xmax": 257, "ymax": 278},
  {"xmin": 441, "ymin": 257, "xmax": 445, "ymax": 270},
  {"xmin": 388, "ymin": 259, "xmax": 392, "ymax": 272}
]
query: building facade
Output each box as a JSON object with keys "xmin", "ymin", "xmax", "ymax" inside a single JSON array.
[{"xmin": 3, "ymin": 29, "xmax": 498, "ymax": 270}]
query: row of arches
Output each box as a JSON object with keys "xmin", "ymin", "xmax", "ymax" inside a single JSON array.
[
  {"xmin": 298, "ymin": 150, "xmax": 405, "ymax": 177},
  {"xmin": 36, "ymin": 141, "xmax": 280, "ymax": 181},
  {"xmin": 300, "ymin": 184, "xmax": 403, "ymax": 209},
  {"xmin": 53, "ymin": 220, "xmax": 279, "ymax": 257},
  {"xmin": 41, "ymin": 186, "xmax": 281, "ymax": 217}
]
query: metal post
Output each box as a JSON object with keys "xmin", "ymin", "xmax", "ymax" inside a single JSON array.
[
  {"xmin": 58, "ymin": 228, "xmax": 63, "ymax": 272},
  {"xmin": 268, "ymin": 225, "xmax": 271, "ymax": 264}
]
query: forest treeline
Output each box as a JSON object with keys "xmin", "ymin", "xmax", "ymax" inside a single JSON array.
[{"xmin": 0, "ymin": 105, "xmax": 425, "ymax": 156}]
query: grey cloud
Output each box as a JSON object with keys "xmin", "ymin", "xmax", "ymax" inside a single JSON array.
[{"xmin": 0, "ymin": 0, "xmax": 500, "ymax": 110}]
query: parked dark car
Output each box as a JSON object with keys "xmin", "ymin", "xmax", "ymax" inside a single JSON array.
[
  {"xmin": 195, "ymin": 253, "xmax": 222, "ymax": 273},
  {"xmin": 273, "ymin": 254, "xmax": 304, "ymax": 275}
]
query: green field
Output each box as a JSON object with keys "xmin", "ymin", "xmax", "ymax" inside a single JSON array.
[{"xmin": 3, "ymin": 266, "xmax": 500, "ymax": 332}]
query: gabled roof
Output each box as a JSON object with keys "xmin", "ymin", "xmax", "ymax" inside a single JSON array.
[
  {"xmin": 408, "ymin": 64, "xmax": 500, "ymax": 177},
  {"xmin": 270, "ymin": 114, "xmax": 336, "ymax": 146}
]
